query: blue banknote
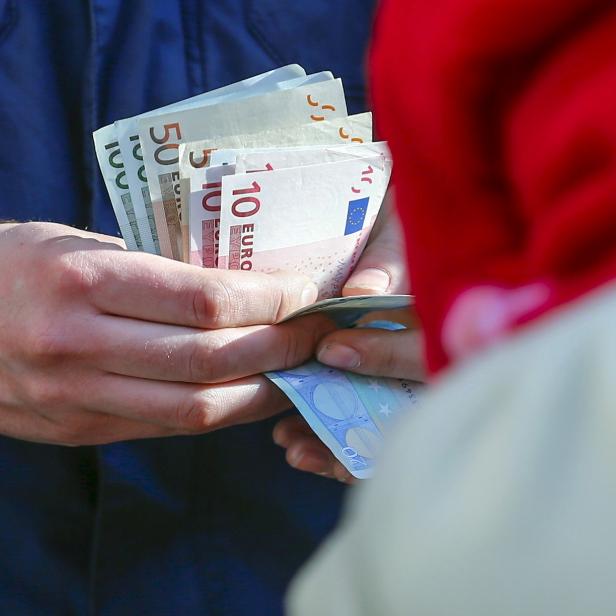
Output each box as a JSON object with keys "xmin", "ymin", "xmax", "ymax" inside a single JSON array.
[
  {"xmin": 267, "ymin": 320, "xmax": 421, "ymax": 479},
  {"xmin": 268, "ymin": 362, "xmax": 421, "ymax": 479}
]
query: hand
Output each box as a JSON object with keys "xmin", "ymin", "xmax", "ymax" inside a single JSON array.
[
  {"xmin": 0, "ymin": 222, "xmax": 334, "ymax": 445},
  {"xmin": 274, "ymin": 327, "xmax": 424, "ymax": 483},
  {"xmin": 342, "ymin": 190, "xmax": 409, "ymax": 296},
  {"xmin": 273, "ymin": 199, "xmax": 424, "ymax": 483}
]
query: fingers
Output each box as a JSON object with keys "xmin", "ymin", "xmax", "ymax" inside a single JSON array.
[
  {"xmin": 79, "ymin": 372, "xmax": 292, "ymax": 433},
  {"xmin": 273, "ymin": 416, "xmax": 355, "ymax": 483},
  {"xmin": 343, "ymin": 192, "xmax": 410, "ymax": 296},
  {"xmin": 83, "ymin": 249, "xmax": 318, "ymax": 327},
  {"xmin": 90, "ymin": 314, "xmax": 335, "ymax": 383},
  {"xmin": 316, "ymin": 327, "xmax": 426, "ymax": 381},
  {"xmin": 0, "ymin": 402, "xmax": 176, "ymax": 446}
]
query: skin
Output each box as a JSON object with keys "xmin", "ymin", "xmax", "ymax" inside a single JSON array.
[
  {"xmin": 273, "ymin": 201, "xmax": 426, "ymax": 483},
  {"xmin": 0, "ymin": 221, "xmax": 336, "ymax": 445},
  {"xmin": 0, "ymin": 197, "xmax": 422, "ymax": 464}
]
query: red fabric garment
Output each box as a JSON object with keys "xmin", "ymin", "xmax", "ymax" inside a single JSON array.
[{"xmin": 369, "ymin": 0, "xmax": 616, "ymax": 373}]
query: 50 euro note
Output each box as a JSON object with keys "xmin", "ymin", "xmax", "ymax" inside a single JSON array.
[
  {"xmin": 267, "ymin": 320, "xmax": 421, "ymax": 479},
  {"xmin": 114, "ymin": 64, "xmax": 308, "ymax": 255},
  {"xmin": 181, "ymin": 112, "xmax": 373, "ymax": 266},
  {"xmin": 217, "ymin": 153, "xmax": 392, "ymax": 299},
  {"xmin": 139, "ymin": 76, "xmax": 347, "ymax": 260},
  {"xmin": 93, "ymin": 123, "xmax": 141, "ymax": 250}
]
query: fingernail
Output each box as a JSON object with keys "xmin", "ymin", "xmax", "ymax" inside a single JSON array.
[
  {"xmin": 288, "ymin": 449, "xmax": 304, "ymax": 467},
  {"xmin": 317, "ymin": 343, "xmax": 361, "ymax": 370},
  {"xmin": 301, "ymin": 282, "xmax": 319, "ymax": 307},
  {"xmin": 345, "ymin": 268, "xmax": 390, "ymax": 294}
]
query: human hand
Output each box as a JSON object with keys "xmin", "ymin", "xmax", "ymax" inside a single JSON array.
[
  {"xmin": 0, "ymin": 222, "xmax": 334, "ymax": 445},
  {"xmin": 274, "ymin": 326, "xmax": 424, "ymax": 483},
  {"xmin": 273, "ymin": 200, "xmax": 424, "ymax": 482}
]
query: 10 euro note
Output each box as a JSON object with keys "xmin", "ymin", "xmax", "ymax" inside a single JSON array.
[{"xmin": 217, "ymin": 153, "xmax": 391, "ymax": 298}]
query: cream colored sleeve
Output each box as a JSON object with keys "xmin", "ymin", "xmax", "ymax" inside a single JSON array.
[{"xmin": 288, "ymin": 283, "xmax": 616, "ymax": 616}]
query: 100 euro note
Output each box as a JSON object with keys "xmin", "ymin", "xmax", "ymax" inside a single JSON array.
[
  {"xmin": 181, "ymin": 112, "xmax": 373, "ymax": 267},
  {"xmin": 115, "ymin": 64, "xmax": 308, "ymax": 255},
  {"xmin": 217, "ymin": 153, "xmax": 391, "ymax": 298},
  {"xmin": 267, "ymin": 320, "xmax": 421, "ymax": 479},
  {"xmin": 93, "ymin": 123, "xmax": 141, "ymax": 250},
  {"xmin": 139, "ymin": 76, "xmax": 347, "ymax": 260}
]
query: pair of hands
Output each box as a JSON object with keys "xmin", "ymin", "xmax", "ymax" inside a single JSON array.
[
  {"xmin": 274, "ymin": 207, "xmax": 425, "ymax": 482},
  {"xmin": 0, "ymin": 207, "xmax": 421, "ymax": 481}
]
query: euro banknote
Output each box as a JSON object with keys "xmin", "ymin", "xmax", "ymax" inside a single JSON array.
[
  {"xmin": 282, "ymin": 293, "xmax": 413, "ymax": 327},
  {"xmin": 267, "ymin": 321, "xmax": 421, "ymax": 479},
  {"xmin": 182, "ymin": 114, "xmax": 374, "ymax": 266},
  {"xmin": 217, "ymin": 152, "xmax": 391, "ymax": 298},
  {"xmin": 201, "ymin": 112, "xmax": 372, "ymax": 167},
  {"xmin": 115, "ymin": 64, "xmax": 308, "ymax": 255},
  {"xmin": 234, "ymin": 141, "xmax": 389, "ymax": 174},
  {"xmin": 93, "ymin": 123, "xmax": 142, "ymax": 250},
  {"xmin": 138, "ymin": 74, "xmax": 344, "ymax": 259}
]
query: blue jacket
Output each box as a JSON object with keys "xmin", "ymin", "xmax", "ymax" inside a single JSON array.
[{"xmin": 0, "ymin": 1, "xmax": 377, "ymax": 614}]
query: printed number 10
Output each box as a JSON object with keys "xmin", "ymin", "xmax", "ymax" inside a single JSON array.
[{"xmin": 231, "ymin": 181, "xmax": 261, "ymax": 218}]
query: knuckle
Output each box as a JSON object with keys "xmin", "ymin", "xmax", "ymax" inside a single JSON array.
[
  {"xmin": 189, "ymin": 279, "xmax": 234, "ymax": 328},
  {"xmin": 175, "ymin": 391, "xmax": 219, "ymax": 433},
  {"xmin": 187, "ymin": 334, "xmax": 228, "ymax": 382},
  {"xmin": 50, "ymin": 252, "xmax": 98, "ymax": 298}
]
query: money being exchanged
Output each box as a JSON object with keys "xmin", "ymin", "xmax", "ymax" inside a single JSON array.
[{"xmin": 93, "ymin": 64, "xmax": 420, "ymax": 478}]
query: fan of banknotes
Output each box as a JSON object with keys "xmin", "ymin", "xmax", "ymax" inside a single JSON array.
[{"xmin": 93, "ymin": 64, "xmax": 420, "ymax": 478}]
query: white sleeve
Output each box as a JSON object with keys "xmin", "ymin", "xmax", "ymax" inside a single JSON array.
[{"xmin": 288, "ymin": 283, "xmax": 616, "ymax": 616}]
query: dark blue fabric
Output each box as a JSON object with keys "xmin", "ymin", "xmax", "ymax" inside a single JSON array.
[{"xmin": 0, "ymin": 1, "xmax": 377, "ymax": 614}]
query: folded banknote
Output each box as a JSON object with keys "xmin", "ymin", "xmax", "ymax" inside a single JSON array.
[
  {"xmin": 282, "ymin": 293, "xmax": 413, "ymax": 327},
  {"xmin": 267, "ymin": 320, "xmax": 422, "ymax": 479}
]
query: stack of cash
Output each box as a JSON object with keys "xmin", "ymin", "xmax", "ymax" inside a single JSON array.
[{"xmin": 94, "ymin": 64, "xmax": 420, "ymax": 478}]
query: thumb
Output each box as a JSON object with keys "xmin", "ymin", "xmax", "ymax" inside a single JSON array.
[
  {"xmin": 343, "ymin": 196, "xmax": 410, "ymax": 296},
  {"xmin": 316, "ymin": 327, "xmax": 425, "ymax": 381}
]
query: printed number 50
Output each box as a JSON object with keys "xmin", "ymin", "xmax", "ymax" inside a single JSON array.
[{"xmin": 149, "ymin": 122, "xmax": 182, "ymax": 166}]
